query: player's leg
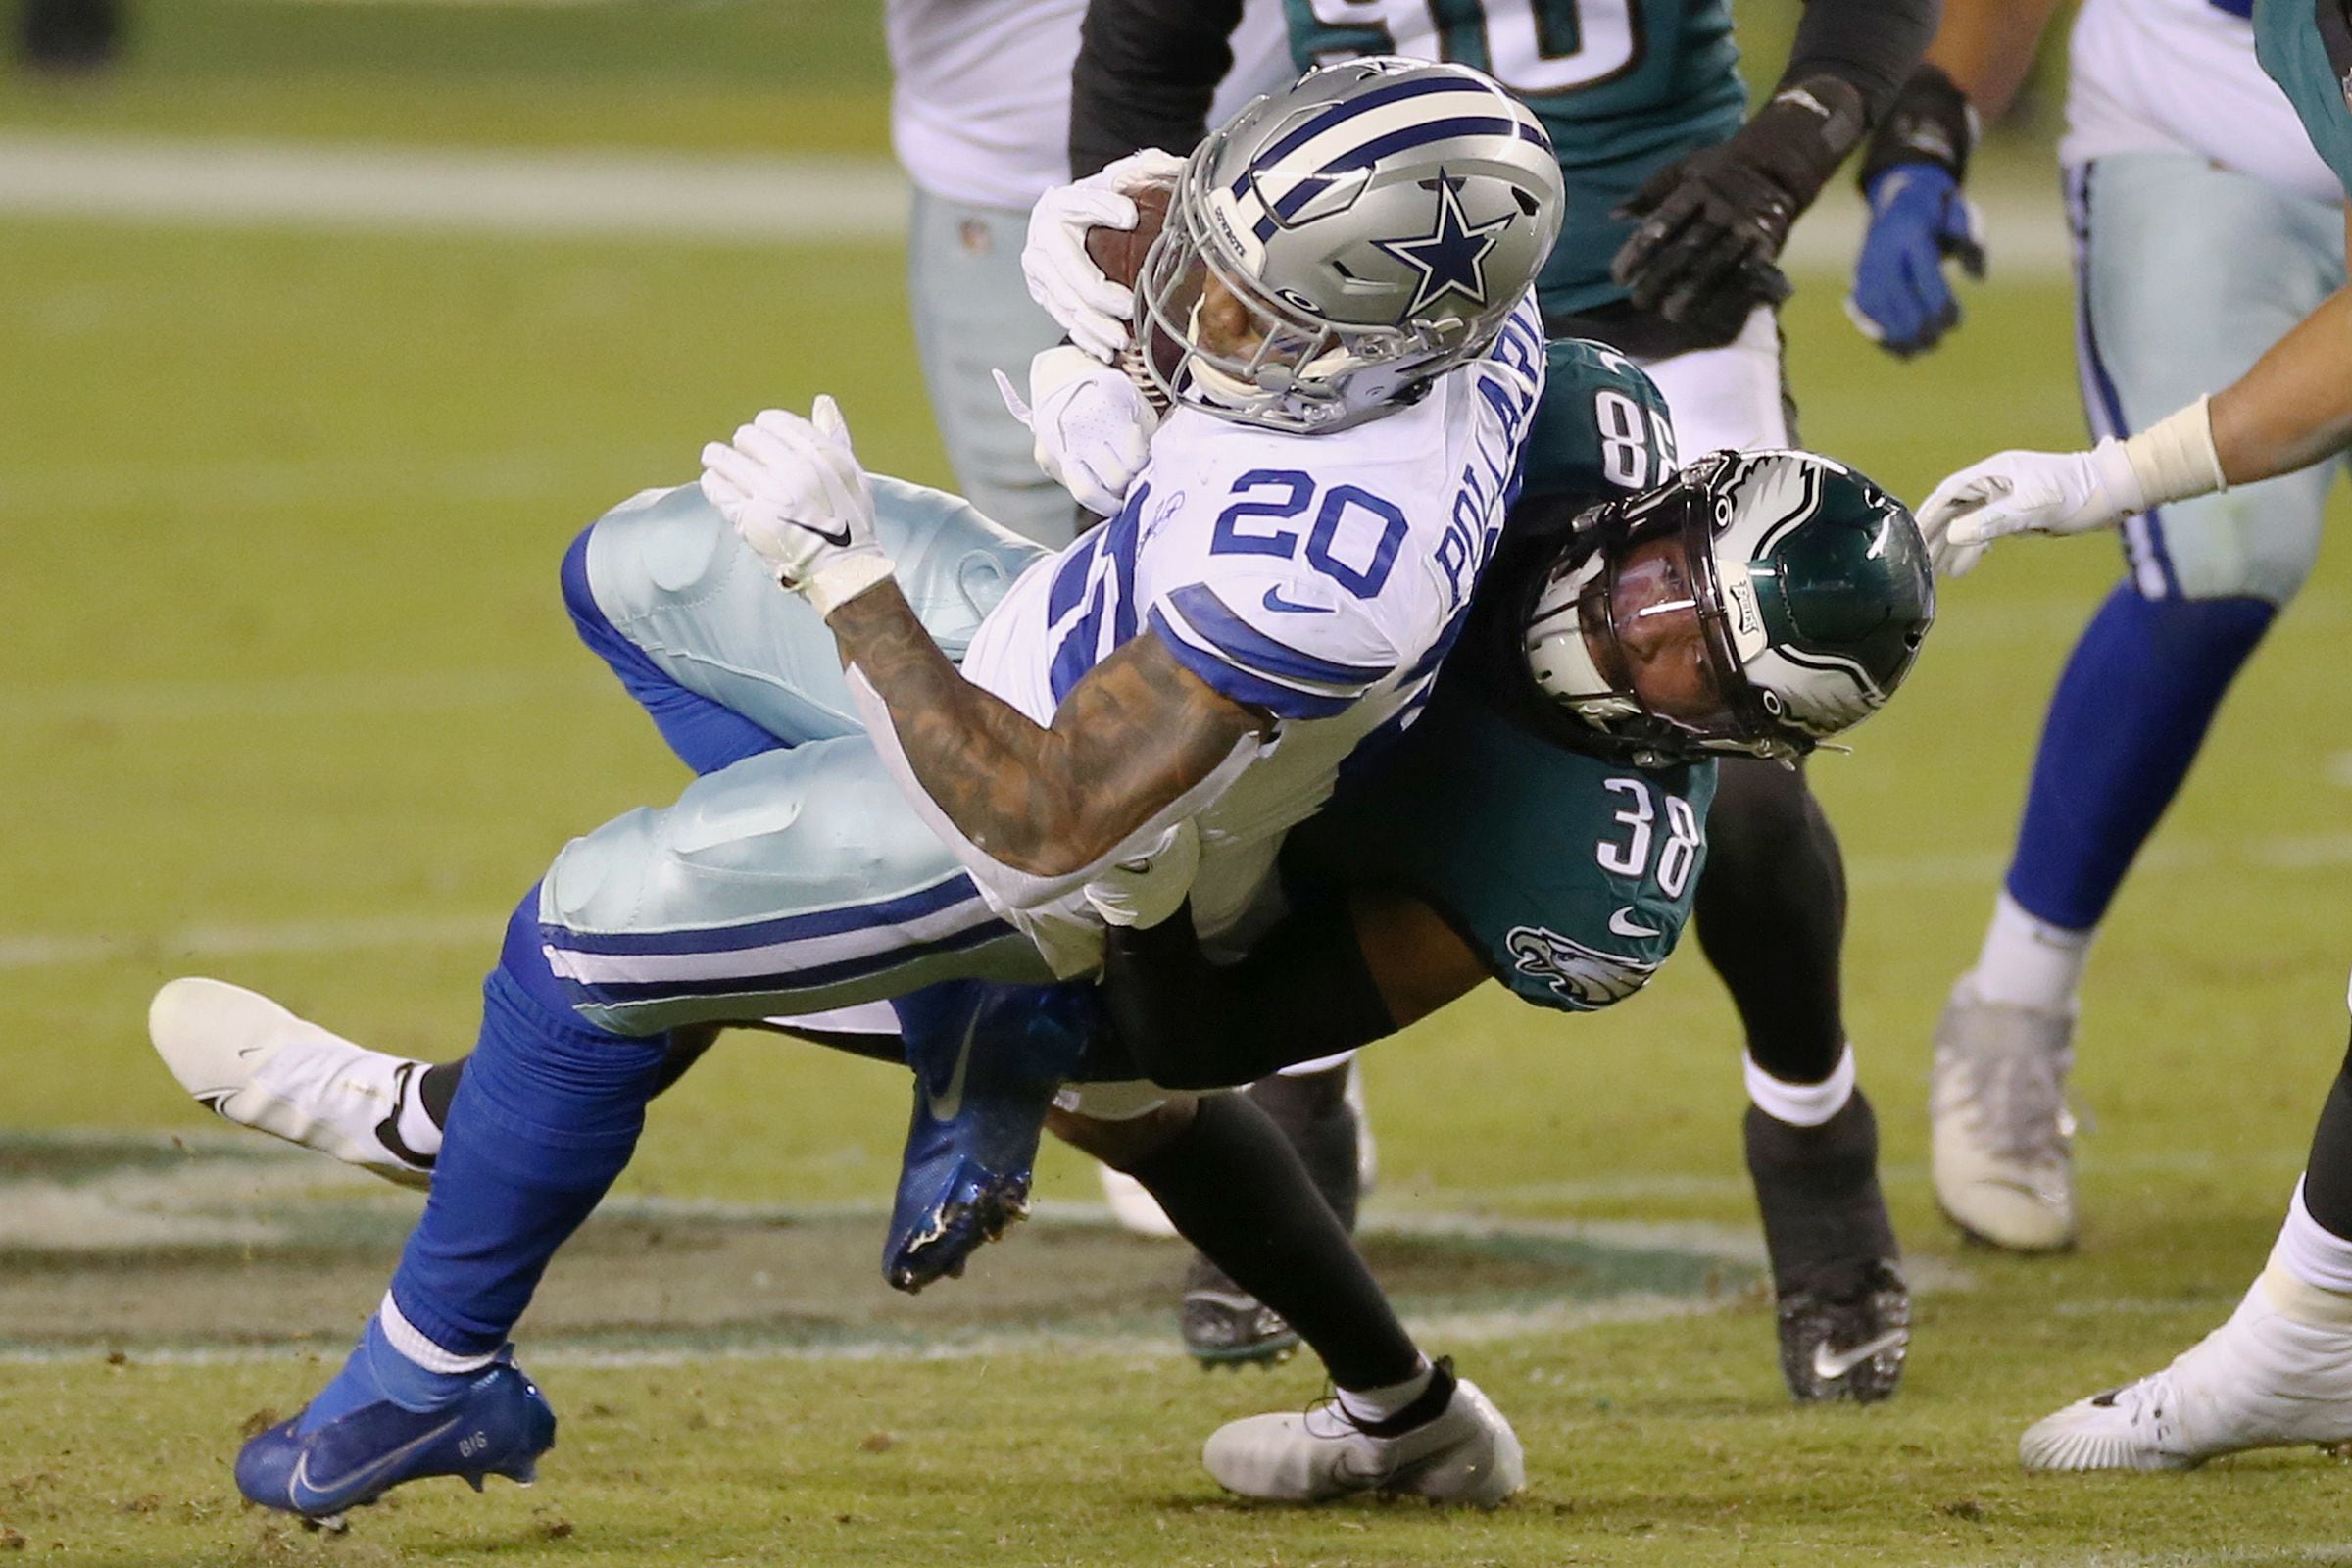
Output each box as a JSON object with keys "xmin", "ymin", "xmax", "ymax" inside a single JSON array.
[
  {"xmin": 1053, "ymin": 1088, "xmax": 1524, "ymax": 1505},
  {"xmin": 906, "ymin": 188, "xmax": 1081, "ymax": 546},
  {"xmin": 1638, "ymin": 309, "xmax": 1907, "ymax": 1399},
  {"xmin": 154, "ymin": 481, "xmax": 1049, "ymax": 1176},
  {"xmin": 1172, "ymin": 1054, "xmax": 1366, "ymax": 1365},
  {"xmin": 231, "ymin": 740, "xmax": 1057, "ymax": 1519},
  {"xmin": 2022, "ymin": 973, "xmax": 2352, "ymax": 1470},
  {"xmin": 1936, "ymin": 153, "xmax": 2345, "ymax": 1252}
]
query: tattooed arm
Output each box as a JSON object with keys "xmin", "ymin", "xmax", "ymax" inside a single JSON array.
[
  {"xmin": 827, "ymin": 581, "xmax": 1267, "ymax": 878},
  {"xmin": 698, "ymin": 397, "xmax": 1267, "ymax": 879}
]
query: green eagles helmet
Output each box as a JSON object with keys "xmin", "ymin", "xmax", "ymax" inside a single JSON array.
[{"xmin": 1522, "ymin": 449, "xmax": 1936, "ymax": 763}]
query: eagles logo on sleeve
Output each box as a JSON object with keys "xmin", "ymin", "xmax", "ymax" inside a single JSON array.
[{"xmin": 1503, "ymin": 925, "xmax": 1662, "ymax": 1009}]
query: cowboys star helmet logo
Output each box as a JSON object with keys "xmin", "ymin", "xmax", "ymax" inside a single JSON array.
[
  {"xmin": 1503, "ymin": 926, "xmax": 1660, "ymax": 1010},
  {"xmin": 1373, "ymin": 172, "xmax": 1514, "ymax": 318}
]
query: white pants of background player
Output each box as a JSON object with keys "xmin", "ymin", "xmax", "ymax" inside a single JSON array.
[
  {"xmin": 906, "ymin": 188, "xmax": 1078, "ymax": 549},
  {"xmin": 2067, "ymin": 151, "xmax": 2347, "ymax": 604}
]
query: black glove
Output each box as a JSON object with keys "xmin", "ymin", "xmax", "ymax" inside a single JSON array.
[{"xmin": 1610, "ymin": 74, "xmax": 1867, "ymax": 330}]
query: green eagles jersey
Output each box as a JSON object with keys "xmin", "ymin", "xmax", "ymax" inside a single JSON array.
[
  {"xmin": 2255, "ymin": 0, "xmax": 2352, "ymax": 197},
  {"xmin": 1280, "ymin": 333, "xmax": 1707, "ymax": 1015},
  {"xmin": 1283, "ymin": 0, "xmax": 1749, "ymax": 316},
  {"xmin": 1522, "ymin": 335, "xmax": 1681, "ymax": 500}
]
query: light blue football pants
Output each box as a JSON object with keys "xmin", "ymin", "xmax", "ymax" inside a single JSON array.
[
  {"xmin": 539, "ymin": 477, "xmax": 1058, "ymax": 1036},
  {"xmin": 2069, "ymin": 152, "xmax": 2346, "ymax": 604}
]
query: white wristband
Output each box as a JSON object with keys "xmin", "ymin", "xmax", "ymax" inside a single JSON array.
[
  {"xmin": 805, "ymin": 547, "xmax": 896, "ymax": 621},
  {"xmin": 2117, "ymin": 395, "xmax": 2228, "ymax": 513}
]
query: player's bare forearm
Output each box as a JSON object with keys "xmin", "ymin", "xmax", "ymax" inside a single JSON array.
[
  {"xmin": 1925, "ymin": 0, "xmax": 2067, "ymax": 122},
  {"xmin": 2210, "ymin": 274, "xmax": 2352, "ymax": 487},
  {"xmin": 827, "ymin": 583, "xmax": 1264, "ymax": 878}
]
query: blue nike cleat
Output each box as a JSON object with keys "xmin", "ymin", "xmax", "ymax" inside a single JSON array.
[
  {"xmin": 885, "ymin": 980, "xmax": 1095, "ymax": 1293},
  {"xmin": 236, "ymin": 1348, "xmax": 557, "ymax": 1521}
]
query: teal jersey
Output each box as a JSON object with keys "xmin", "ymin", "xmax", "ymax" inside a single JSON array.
[
  {"xmin": 1280, "ymin": 332, "xmax": 1699, "ymax": 1015},
  {"xmin": 2255, "ymin": 0, "xmax": 2352, "ymax": 197},
  {"xmin": 1284, "ymin": 681, "xmax": 1717, "ymax": 1012},
  {"xmin": 1522, "ymin": 335, "xmax": 1680, "ymax": 500},
  {"xmin": 1283, "ymin": 0, "xmax": 1749, "ymax": 315}
]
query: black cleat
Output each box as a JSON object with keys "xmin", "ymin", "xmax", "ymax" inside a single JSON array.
[
  {"xmin": 1745, "ymin": 1092, "xmax": 1910, "ymax": 1402},
  {"xmin": 1775, "ymin": 1255, "xmax": 1910, "ymax": 1403},
  {"xmin": 1180, "ymin": 1256, "xmax": 1299, "ymax": 1368}
]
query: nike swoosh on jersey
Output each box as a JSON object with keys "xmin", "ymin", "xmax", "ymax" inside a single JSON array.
[
  {"xmin": 924, "ymin": 1008, "xmax": 984, "ymax": 1123},
  {"xmin": 1607, "ymin": 907, "xmax": 1662, "ymax": 940},
  {"xmin": 1260, "ymin": 585, "xmax": 1334, "ymax": 614},
  {"xmin": 1811, "ymin": 1327, "xmax": 1909, "ymax": 1383},
  {"xmin": 288, "ymin": 1414, "xmax": 465, "ymax": 1507}
]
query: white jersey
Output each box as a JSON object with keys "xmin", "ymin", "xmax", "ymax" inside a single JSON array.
[
  {"xmin": 2063, "ymin": 0, "xmax": 2341, "ymax": 205},
  {"xmin": 880, "ymin": 296, "xmax": 1546, "ymax": 971},
  {"xmin": 886, "ymin": 0, "xmax": 1296, "ymax": 212}
]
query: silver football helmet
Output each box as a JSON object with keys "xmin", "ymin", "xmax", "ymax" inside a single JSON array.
[{"xmin": 1134, "ymin": 57, "xmax": 1565, "ymax": 433}]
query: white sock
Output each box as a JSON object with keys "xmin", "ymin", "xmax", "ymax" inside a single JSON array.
[
  {"xmin": 1971, "ymin": 892, "xmax": 2092, "ymax": 1011},
  {"xmin": 395, "ymin": 1068, "xmax": 445, "ymax": 1159},
  {"xmin": 1743, "ymin": 1044, "xmax": 1855, "ymax": 1129},
  {"xmin": 1337, "ymin": 1357, "xmax": 1434, "ymax": 1427},
  {"xmin": 379, "ymin": 1293, "xmax": 497, "ymax": 1374},
  {"xmin": 2270, "ymin": 1179, "xmax": 2352, "ymax": 1299}
]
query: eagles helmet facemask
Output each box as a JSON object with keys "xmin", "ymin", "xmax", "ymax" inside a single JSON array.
[
  {"xmin": 1523, "ymin": 450, "xmax": 1936, "ymax": 764},
  {"xmin": 1136, "ymin": 57, "xmax": 1566, "ymax": 433}
]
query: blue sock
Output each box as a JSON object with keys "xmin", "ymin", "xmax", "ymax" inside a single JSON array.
[
  {"xmin": 297, "ymin": 1313, "xmax": 476, "ymax": 1433},
  {"xmin": 2005, "ymin": 586, "xmax": 2274, "ymax": 929},
  {"xmin": 562, "ymin": 525, "xmax": 784, "ymax": 774},
  {"xmin": 374, "ymin": 888, "xmax": 671, "ymax": 1371}
]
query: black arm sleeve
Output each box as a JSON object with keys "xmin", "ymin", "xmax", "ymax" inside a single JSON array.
[
  {"xmin": 1777, "ymin": 0, "xmax": 1941, "ymax": 125},
  {"xmin": 1069, "ymin": 0, "xmax": 1245, "ymax": 177},
  {"xmin": 1097, "ymin": 901, "xmax": 1397, "ymax": 1091}
]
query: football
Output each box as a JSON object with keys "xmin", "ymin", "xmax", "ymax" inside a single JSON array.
[
  {"xmin": 1085, "ymin": 177, "xmax": 1180, "ymax": 408},
  {"xmin": 1082, "ymin": 176, "xmax": 1172, "ymax": 290}
]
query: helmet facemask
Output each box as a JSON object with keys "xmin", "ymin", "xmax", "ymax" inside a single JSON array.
[
  {"xmin": 1525, "ymin": 462, "xmax": 1814, "ymax": 764},
  {"xmin": 1522, "ymin": 449, "xmax": 1936, "ymax": 765}
]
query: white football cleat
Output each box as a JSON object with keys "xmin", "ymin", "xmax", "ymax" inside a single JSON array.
[
  {"xmin": 1201, "ymin": 1365, "xmax": 1524, "ymax": 1505},
  {"xmin": 149, "ymin": 977, "xmax": 434, "ymax": 1188},
  {"xmin": 2021, "ymin": 1268, "xmax": 2352, "ymax": 1471},
  {"xmin": 1930, "ymin": 975, "xmax": 2078, "ymax": 1251}
]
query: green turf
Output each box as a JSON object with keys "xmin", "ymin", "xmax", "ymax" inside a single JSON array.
[{"xmin": 5, "ymin": 49, "xmax": 2352, "ymax": 1561}]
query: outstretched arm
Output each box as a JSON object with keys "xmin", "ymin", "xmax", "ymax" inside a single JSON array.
[
  {"xmin": 1921, "ymin": 214, "xmax": 2352, "ymax": 572},
  {"xmin": 699, "ymin": 400, "xmax": 1266, "ymax": 881}
]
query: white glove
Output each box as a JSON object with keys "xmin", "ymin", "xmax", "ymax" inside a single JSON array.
[
  {"xmin": 995, "ymin": 345, "xmax": 1158, "ymax": 516},
  {"xmin": 1914, "ymin": 440, "xmax": 2142, "ymax": 578},
  {"xmin": 1022, "ymin": 148, "xmax": 1186, "ymax": 363},
  {"xmin": 700, "ymin": 396, "xmax": 895, "ymax": 619},
  {"xmin": 1084, "ymin": 818, "xmax": 1200, "ymax": 930}
]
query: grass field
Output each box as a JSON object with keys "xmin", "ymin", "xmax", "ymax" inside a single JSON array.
[{"xmin": 6, "ymin": 4, "xmax": 2352, "ymax": 1563}]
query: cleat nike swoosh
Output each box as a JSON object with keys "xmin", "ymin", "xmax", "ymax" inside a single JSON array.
[
  {"xmin": 289, "ymin": 1414, "xmax": 465, "ymax": 1509},
  {"xmin": 923, "ymin": 1009, "xmax": 983, "ymax": 1123},
  {"xmin": 1261, "ymin": 585, "xmax": 1333, "ymax": 614},
  {"xmin": 1811, "ymin": 1328, "xmax": 1909, "ymax": 1383},
  {"xmin": 1607, "ymin": 906, "xmax": 1661, "ymax": 940}
]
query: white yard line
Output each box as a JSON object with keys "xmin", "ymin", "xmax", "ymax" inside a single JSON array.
[
  {"xmin": 0, "ymin": 132, "xmax": 907, "ymax": 243},
  {"xmin": 0, "ymin": 130, "xmax": 2077, "ymax": 275}
]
